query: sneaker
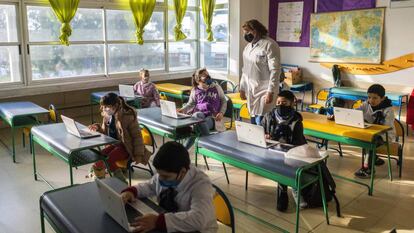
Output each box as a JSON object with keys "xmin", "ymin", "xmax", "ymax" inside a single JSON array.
[
  {"xmin": 375, "ymin": 157, "xmax": 385, "ymax": 166},
  {"xmin": 354, "ymin": 168, "xmax": 372, "ymax": 179},
  {"xmin": 291, "ymin": 189, "xmax": 307, "ymax": 209},
  {"xmin": 276, "ymin": 185, "xmax": 288, "ymax": 212}
]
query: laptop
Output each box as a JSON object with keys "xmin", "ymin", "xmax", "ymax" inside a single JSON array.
[
  {"xmin": 334, "ymin": 107, "xmax": 371, "ymax": 129},
  {"xmin": 235, "ymin": 121, "xmax": 279, "ymax": 148},
  {"xmin": 160, "ymin": 100, "xmax": 191, "ymax": 119},
  {"xmin": 119, "ymin": 84, "xmax": 135, "ymax": 98},
  {"xmin": 95, "ymin": 179, "xmax": 158, "ymax": 232},
  {"xmin": 61, "ymin": 115, "xmax": 101, "ymax": 139}
]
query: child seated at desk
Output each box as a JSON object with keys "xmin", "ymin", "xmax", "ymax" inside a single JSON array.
[
  {"xmin": 261, "ymin": 90, "xmax": 307, "ymax": 211},
  {"xmin": 178, "ymin": 68, "xmax": 227, "ymax": 149},
  {"xmin": 133, "ymin": 69, "xmax": 160, "ymax": 108},
  {"xmin": 354, "ymin": 84, "xmax": 395, "ymax": 178},
  {"xmin": 121, "ymin": 142, "xmax": 218, "ymax": 233},
  {"xmin": 89, "ymin": 93, "xmax": 150, "ymax": 180}
]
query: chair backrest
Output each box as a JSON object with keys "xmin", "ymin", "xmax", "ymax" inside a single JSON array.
[
  {"xmin": 316, "ymin": 89, "xmax": 330, "ymax": 102},
  {"xmin": 48, "ymin": 104, "xmax": 57, "ymax": 123},
  {"xmin": 394, "ymin": 119, "xmax": 404, "ymax": 144},
  {"xmin": 159, "ymin": 92, "xmax": 168, "ymax": 100},
  {"xmin": 352, "ymin": 99, "xmax": 364, "ymax": 109},
  {"xmin": 224, "ymin": 96, "xmax": 233, "ymax": 118},
  {"xmin": 219, "ymin": 80, "xmax": 237, "ymax": 94},
  {"xmin": 212, "ymin": 184, "xmax": 235, "ymax": 233},
  {"xmin": 239, "ymin": 103, "xmax": 250, "ymax": 120},
  {"xmin": 140, "ymin": 124, "xmax": 156, "ymax": 153}
]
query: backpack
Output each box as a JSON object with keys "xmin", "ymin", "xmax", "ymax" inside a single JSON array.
[{"xmin": 301, "ymin": 162, "xmax": 341, "ymax": 217}]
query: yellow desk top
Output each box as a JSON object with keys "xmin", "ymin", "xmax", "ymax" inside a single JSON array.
[
  {"xmin": 227, "ymin": 93, "xmax": 247, "ymax": 105},
  {"xmin": 155, "ymin": 83, "xmax": 192, "ymax": 95},
  {"xmin": 301, "ymin": 112, "xmax": 391, "ymax": 142}
]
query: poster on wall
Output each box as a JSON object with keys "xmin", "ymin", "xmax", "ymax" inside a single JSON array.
[
  {"xmin": 309, "ymin": 8, "xmax": 385, "ymax": 64},
  {"xmin": 390, "ymin": 0, "xmax": 414, "ymax": 8},
  {"xmin": 276, "ymin": 2, "xmax": 304, "ymax": 42}
]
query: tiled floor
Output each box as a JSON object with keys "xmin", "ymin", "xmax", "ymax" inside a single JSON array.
[{"xmin": 0, "ymin": 116, "xmax": 413, "ymax": 233}]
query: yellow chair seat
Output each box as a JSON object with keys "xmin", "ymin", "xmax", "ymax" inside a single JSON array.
[
  {"xmin": 116, "ymin": 159, "xmax": 129, "ymax": 169},
  {"xmin": 23, "ymin": 127, "xmax": 32, "ymax": 136},
  {"xmin": 377, "ymin": 142, "xmax": 401, "ymax": 156},
  {"xmin": 224, "ymin": 121, "xmax": 235, "ymax": 130},
  {"xmin": 155, "ymin": 83, "xmax": 192, "ymax": 95},
  {"xmin": 308, "ymin": 104, "xmax": 324, "ymax": 109},
  {"xmin": 142, "ymin": 129, "xmax": 152, "ymax": 146},
  {"xmin": 213, "ymin": 192, "xmax": 232, "ymax": 226},
  {"xmin": 227, "ymin": 93, "xmax": 246, "ymax": 106}
]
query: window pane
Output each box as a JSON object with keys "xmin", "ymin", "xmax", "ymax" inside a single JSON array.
[
  {"xmin": 0, "ymin": 46, "xmax": 21, "ymax": 83},
  {"xmin": 200, "ymin": 8, "xmax": 228, "ymax": 42},
  {"xmin": 168, "ymin": 0, "xmax": 196, "ymax": 7},
  {"xmin": 0, "ymin": 5, "xmax": 18, "ymax": 42},
  {"xmin": 108, "ymin": 43, "xmax": 165, "ymax": 73},
  {"xmin": 168, "ymin": 11, "xmax": 196, "ymax": 40},
  {"xmin": 201, "ymin": 41, "xmax": 227, "ymax": 71},
  {"xmin": 106, "ymin": 10, "xmax": 164, "ymax": 41},
  {"xmin": 30, "ymin": 45, "xmax": 104, "ymax": 80},
  {"xmin": 27, "ymin": 6, "xmax": 103, "ymax": 42},
  {"xmin": 169, "ymin": 41, "xmax": 196, "ymax": 71}
]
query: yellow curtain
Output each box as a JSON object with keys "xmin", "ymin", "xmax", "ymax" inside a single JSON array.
[
  {"xmin": 173, "ymin": 0, "xmax": 188, "ymax": 41},
  {"xmin": 129, "ymin": 0, "xmax": 156, "ymax": 45},
  {"xmin": 48, "ymin": 0, "xmax": 79, "ymax": 46},
  {"xmin": 201, "ymin": 0, "xmax": 215, "ymax": 41}
]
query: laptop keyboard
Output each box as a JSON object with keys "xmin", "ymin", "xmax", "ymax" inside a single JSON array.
[{"xmin": 125, "ymin": 204, "xmax": 142, "ymax": 223}]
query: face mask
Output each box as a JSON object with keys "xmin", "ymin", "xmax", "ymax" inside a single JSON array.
[
  {"xmin": 104, "ymin": 108, "xmax": 115, "ymax": 116},
  {"xmin": 205, "ymin": 75, "xmax": 213, "ymax": 85},
  {"xmin": 159, "ymin": 173, "xmax": 180, "ymax": 188},
  {"xmin": 244, "ymin": 33, "xmax": 254, "ymax": 43},
  {"xmin": 276, "ymin": 105, "xmax": 293, "ymax": 117},
  {"xmin": 142, "ymin": 76, "xmax": 149, "ymax": 83}
]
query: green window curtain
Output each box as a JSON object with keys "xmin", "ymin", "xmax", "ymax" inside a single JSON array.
[
  {"xmin": 173, "ymin": 0, "xmax": 188, "ymax": 41},
  {"xmin": 48, "ymin": 0, "xmax": 80, "ymax": 46},
  {"xmin": 129, "ymin": 0, "xmax": 156, "ymax": 45},
  {"xmin": 201, "ymin": 0, "xmax": 215, "ymax": 42}
]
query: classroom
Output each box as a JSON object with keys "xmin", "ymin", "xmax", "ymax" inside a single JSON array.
[{"xmin": 0, "ymin": 0, "xmax": 413, "ymax": 232}]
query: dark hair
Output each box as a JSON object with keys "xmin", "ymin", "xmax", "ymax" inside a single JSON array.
[
  {"xmin": 278, "ymin": 90, "xmax": 296, "ymax": 102},
  {"xmin": 100, "ymin": 92, "xmax": 136, "ymax": 118},
  {"xmin": 192, "ymin": 68, "xmax": 208, "ymax": 88},
  {"xmin": 153, "ymin": 142, "xmax": 190, "ymax": 173},
  {"xmin": 367, "ymin": 84, "xmax": 385, "ymax": 97},
  {"xmin": 242, "ymin": 19, "xmax": 268, "ymax": 38}
]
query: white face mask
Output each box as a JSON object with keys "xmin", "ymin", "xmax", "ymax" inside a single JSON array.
[{"xmin": 103, "ymin": 107, "xmax": 115, "ymax": 116}]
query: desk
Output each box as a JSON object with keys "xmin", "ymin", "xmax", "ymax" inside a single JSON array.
[
  {"xmin": 155, "ymin": 83, "xmax": 191, "ymax": 102},
  {"xmin": 0, "ymin": 101, "xmax": 49, "ymax": 162},
  {"xmin": 301, "ymin": 112, "xmax": 392, "ymax": 195},
  {"xmin": 195, "ymin": 131, "xmax": 329, "ymax": 233},
  {"xmin": 329, "ymin": 87, "xmax": 409, "ymax": 120},
  {"xmin": 290, "ymin": 82, "xmax": 314, "ymax": 111},
  {"xmin": 90, "ymin": 91, "xmax": 143, "ymax": 123},
  {"xmin": 31, "ymin": 123, "xmax": 118, "ymax": 187},
  {"xmin": 137, "ymin": 107, "xmax": 204, "ymax": 142},
  {"xmin": 40, "ymin": 178, "xmax": 164, "ymax": 233}
]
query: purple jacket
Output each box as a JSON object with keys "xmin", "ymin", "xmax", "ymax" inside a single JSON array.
[
  {"xmin": 181, "ymin": 83, "xmax": 227, "ymax": 117},
  {"xmin": 133, "ymin": 81, "xmax": 160, "ymax": 108}
]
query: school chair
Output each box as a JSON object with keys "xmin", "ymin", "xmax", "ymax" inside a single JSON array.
[
  {"xmin": 116, "ymin": 124, "xmax": 156, "ymax": 186},
  {"xmin": 352, "ymin": 99, "xmax": 364, "ymax": 109},
  {"xmin": 213, "ymin": 184, "xmax": 235, "ymax": 233},
  {"xmin": 224, "ymin": 103, "xmax": 250, "ymax": 130},
  {"xmin": 159, "ymin": 92, "xmax": 168, "ymax": 101},
  {"xmin": 307, "ymin": 89, "xmax": 330, "ymax": 112},
  {"xmin": 22, "ymin": 104, "xmax": 57, "ymax": 154},
  {"xmin": 376, "ymin": 119, "xmax": 405, "ymax": 179},
  {"xmin": 217, "ymin": 79, "xmax": 238, "ymax": 94}
]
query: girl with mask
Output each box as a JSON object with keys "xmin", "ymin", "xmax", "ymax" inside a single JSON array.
[
  {"xmin": 178, "ymin": 68, "xmax": 227, "ymax": 149},
  {"xmin": 121, "ymin": 142, "xmax": 218, "ymax": 233},
  {"xmin": 88, "ymin": 92, "xmax": 150, "ymax": 180},
  {"xmin": 260, "ymin": 90, "xmax": 307, "ymax": 212},
  {"xmin": 133, "ymin": 69, "xmax": 160, "ymax": 108},
  {"xmin": 240, "ymin": 19, "xmax": 281, "ymax": 125}
]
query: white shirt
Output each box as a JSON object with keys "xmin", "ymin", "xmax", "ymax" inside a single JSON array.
[
  {"xmin": 135, "ymin": 165, "xmax": 218, "ymax": 233},
  {"xmin": 240, "ymin": 36, "xmax": 281, "ymax": 116}
]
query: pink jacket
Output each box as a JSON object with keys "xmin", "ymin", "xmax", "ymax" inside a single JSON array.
[{"xmin": 133, "ymin": 81, "xmax": 160, "ymax": 108}]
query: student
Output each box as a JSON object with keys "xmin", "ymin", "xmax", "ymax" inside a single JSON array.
[
  {"xmin": 261, "ymin": 90, "xmax": 307, "ymax": 211},
  {"xmin": 133, "ymin": 69, "xmax": 160, "ymax": 108},
  {"xmin": 178, "ymin": 68, "xmax": 227, "ymax": 149},
  {"xmin": 121, "ymin": 142, "xmax": 218, "ymax": 233},
  {"xmin": 354, "ymin": 84, "xmax": 395, "ymax": 178},
  {"xmin": 89, "ymin": 93, "xmax": 150, "ymax": 180}
]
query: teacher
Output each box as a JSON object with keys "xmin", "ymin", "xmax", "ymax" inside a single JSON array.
[{"xmin": 240, "ymin": 19, "xmax": 281, "ymax": 125}]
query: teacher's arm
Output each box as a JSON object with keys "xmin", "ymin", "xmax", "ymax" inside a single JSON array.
[{"xmin": 266, "ymin": 43, "xmax": 281, "ymax": 94}]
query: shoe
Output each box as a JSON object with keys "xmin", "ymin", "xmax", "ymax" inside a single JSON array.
[
  {"xmin": 354, "ymin": 168, "xmax": 372, "ymax": 179},
  {"xmin": 375, "ymin": 158, "xmax": 385, "ymax": 166},
  {"xmin": 276, "ymin": 185, "xmax": 288, "ymax": 212},
  {"xmin": 291, "ymin": 189, "xmax": 307, "ymax": 209}
]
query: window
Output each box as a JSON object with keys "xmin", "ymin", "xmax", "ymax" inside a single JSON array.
[{"xmin": 0, "ymin": 4, "xmax": 21, "ymax": 84}]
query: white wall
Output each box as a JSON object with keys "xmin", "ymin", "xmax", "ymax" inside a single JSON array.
[{"xmin": 280, "ymin": 0, "xmax": 414, "ymax": 93}]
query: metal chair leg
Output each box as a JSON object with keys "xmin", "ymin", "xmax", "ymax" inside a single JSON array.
[
  {"xmin": 203, "ymin": 156, "xmax": 210, "ymax": 170},
  {"xmin": 245, "ymin": 171, "xmax": 249, "ymax": 190},
  {"xmin": 222, "ymin": 163, "xmax": 230, "ymax": 184}
]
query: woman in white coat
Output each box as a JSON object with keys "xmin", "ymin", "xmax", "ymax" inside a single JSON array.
[{"xmin": 240, "ymin": 19, "xmax": 281, "ymax": 125}]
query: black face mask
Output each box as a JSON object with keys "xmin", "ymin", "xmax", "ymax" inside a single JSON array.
[
  {"xmin": 244, "ymin": 33, "xmax": 254, "ymax": 43},
  {"xmin": 276, "ymin": 105, "xmax": 293, "ymax": 117}
]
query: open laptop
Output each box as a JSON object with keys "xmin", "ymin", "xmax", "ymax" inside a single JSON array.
[
  {"xmin": 95, "ymin": 179, "xmax": 158, "ymax": 232},
  {"xmin": 235, "ymin": 121, "xmax": 279, "ymax": 148},
  {"xmin": 119, "ymin": 84, "xmax": 135, "ymax": 98},
  {"xmin": 334, "ymin": 107, "xmax": 371, "ymax": 129},
  {"xmin": 160, "ymin": 100, "xmax": 191, "ymax": 119},
  {"xmin": 61, "ymin": 115, "xmax": 100, "ymax": 139}
]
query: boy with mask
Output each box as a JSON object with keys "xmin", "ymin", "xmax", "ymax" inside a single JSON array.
[
  {"xmin": 261, "ymin": 90, "xmax": 307, "ymax": 211},
  {"xmin": 121, "ymin": 141, "xmax": 218, "ymax": 233}
]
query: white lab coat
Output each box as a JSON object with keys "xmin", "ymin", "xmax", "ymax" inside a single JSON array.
[
  {"xmin": 135, "ymin": 165, "xmax": 218, "ymax": 233},
  {"xmin": 240, "ymin": 36, "xmax": 281, "ymax": 116}
]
